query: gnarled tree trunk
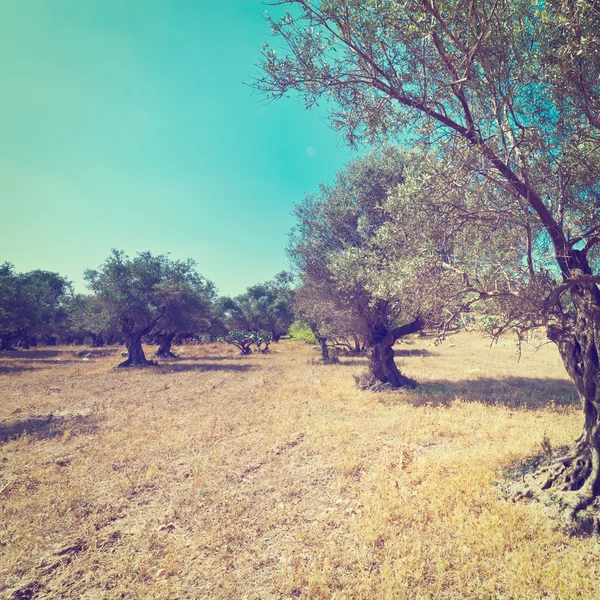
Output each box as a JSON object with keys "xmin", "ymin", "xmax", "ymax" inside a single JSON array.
[
  {"xmin": 317, "ymin": 335, "xmax": 330, "ymax": 361},
  {"xmin": 518, "ymin": 249, "xmax": 600, "ymax": 532},
  {"xmin": 368, "ymin": 332, "xmax": 416, "ymax": 388},
  {"xmin": 538, "ymin": 285, "xmax": 600, "ymax": 528},
  {"xmin": 367, "ymin": 318, "xmax": 423, "ymax": 389},
  {"xmin": 154, "ymin": 332, "xmax": 177, "ymax": 358},
  {"xmin": 44, "ymin": 335, "xmax": 57, "ymax": 346},
  {"xmin": 118, "ymin": 334, "xmax": 155, "ymax": 368},
  {"xmin": 314, "ymin": 333, "xmax": 338, "ymax": 363}
]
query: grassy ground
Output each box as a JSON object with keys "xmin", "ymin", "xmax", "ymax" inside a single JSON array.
[{"xmin": 1, "ymin": 333, "xmax": 598, "ymax": 599}]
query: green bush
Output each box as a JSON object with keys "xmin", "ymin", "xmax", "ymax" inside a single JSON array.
[{"xmin": 288, "ymin": 320, "xmax": 317, "ymax": 344}]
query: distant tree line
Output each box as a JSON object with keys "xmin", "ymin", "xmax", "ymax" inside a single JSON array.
[{"xmin": 0, "ymin": 251, "xmax": 296, "ymax": 367}]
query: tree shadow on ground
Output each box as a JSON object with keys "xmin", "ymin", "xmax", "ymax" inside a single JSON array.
[
  {"xmin": 395, "ymin": 348, "xmax": 434, "ymax": 357},
  {"xmin": 0, "ymin": 413, "xmax": 98, "ymax": 444},
  {"xmin": 0, "ymin": 349, "xmax": 81, "ymax": 373},
  {"xmin": 70, "ymin": 349, "xmax": 119, "ymax": 358},
  {"xmin": 338, "ymin": 358, "xmax": 370, "ymax": 366},
  {"xmin": 156, "ymin": 362, "xmax": 254, "ymax": 374},
  {"xmin": 12, "ymin": 358, "xmax": 79, "ymax": 364},
  {"xmin": 0, "ymin": 364, "xmax": 40, "ymax": 375},
  {"xmin": 157, "ymin": 354, "xmax": 240, "ymax": 362},
  {"xmin": 0, "ymin": 358, "xmax": 81, "ymax": 372},
  {"xmin": 337, "ymin": 347, "xmax": 434, "ymax": 367},
  {"xmin": 403, "ymin": 377, "xmax": 579, "ymax": 410},
  {"xmin": 0, "ymin": 349, "xmax": 62, "ymax": 359}
]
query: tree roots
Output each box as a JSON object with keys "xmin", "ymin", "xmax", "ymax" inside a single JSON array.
[
  {"xmin": 353, "ymin": 369, "xmax": 417, "ymax": 391},
  {"xmin": 117, "ymin": 358, "xmax": 158, "ymax": 368},
  {"xmin": 503, "ymin": 443, "xmax": 600, "ymax": 535},
  {"xmin": 154, "ymin": 350, "xmax": 177, "ymax": 359}
]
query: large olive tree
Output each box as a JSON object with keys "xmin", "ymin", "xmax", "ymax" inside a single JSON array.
[{"xmin": 255, "ymin": 0, "xmax": 600, "ymax": 527}]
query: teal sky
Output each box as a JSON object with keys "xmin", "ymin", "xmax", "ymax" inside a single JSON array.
[{"xmin": 0, "ymin": 0, "xmax": 353, "ymax": 296}]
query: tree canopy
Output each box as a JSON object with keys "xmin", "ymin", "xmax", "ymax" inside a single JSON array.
[
  {"xmin": 65, "ymin": 293, "xmax": 118, "ymax": 347},
  {"xmin": 0, "ymin": 263, "xmax": 71, "ymax": 350}
]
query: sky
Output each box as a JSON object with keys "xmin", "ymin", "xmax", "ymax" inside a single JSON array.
[{"xmin": 0, "ymin": 0, "xmax": 354, "ymax": 296}]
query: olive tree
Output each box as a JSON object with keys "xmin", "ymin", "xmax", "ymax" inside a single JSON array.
[
  {"xmin": 294, "ymin": 279, "xmax": 361, "ymax": 362},
  {"xmin": 255, "ymin": 0, "xmax": 600, "ymax": 527},
  {"xmin": 152, "ymin": 275, "xmax": 216, "ymax": 358},
  {"xmin": 289, "ymin": 147, "xmax": 462, "ymax": 387},
  {"xmin": 85, "ymin": 250, "xmax": 214, "ymax": 367},
  {"xmin": 0, "ymin": 263, "xmax": 71, "ymax": 350},
  {"xmin": 219, "ymin": 272, "xmax": 295, "ymax": 341}
]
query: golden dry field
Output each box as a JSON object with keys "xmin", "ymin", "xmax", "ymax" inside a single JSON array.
[{"xmin": 1, "ymin": 333, "xmax": 599, "ymax": 599}]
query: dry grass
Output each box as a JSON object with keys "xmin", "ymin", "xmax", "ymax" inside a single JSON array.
[{"xmin": 0, "ymin": 333, "xmax": 598, "ymax": 599}]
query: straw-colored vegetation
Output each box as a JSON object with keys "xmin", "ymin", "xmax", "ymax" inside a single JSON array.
[{"xmin": 1, "ymin": 333, "xmax": 598, "ymax": 599}]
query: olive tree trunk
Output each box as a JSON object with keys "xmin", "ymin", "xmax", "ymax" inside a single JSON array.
[
  {"xmin": 0, "ymin": 334, "xmax": 15, "ymax": 351},
  {"xmin": 118, "ymin": 334, "xmax": 155, "ymax": 368},
  {"xmin": 514, "ymin": 248, "xmax": 600, "ymax": 531},
  {"xmin": 540, "ymin": 282, "xmax": 600, "ymax": 528},
  {"xmin": 21, "ymin": 332, "xmax": 30, "ymax": 349},
  {"xmin": 91, "ymin": 332, "xmax": 104, "ymax": 348},
  {"xmin": 154, "ymin": 332, "xmax": 177, "ymax": 358},
  {"xmin": 367, "ymin": 318, "xmax": 423, "ymax": 389},
  {"xmin": 317, "ymin": 335, "xmax": 330, "ymax": 361},
  {"xmin": 306, "ymin": 321, "xmax": 337, "ymax": 364},
  {"xmin": 369, "ymin": 336, "xmax": 416, "ymax": 388}
]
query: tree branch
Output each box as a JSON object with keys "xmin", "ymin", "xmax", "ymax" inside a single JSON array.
[
  {"xmin": 391, "ymin": 317, "xmax": 425, "ymax": 341},
  {"xmin": 543, "ymin": 275, "xmax": 600, "ymax": 314}
]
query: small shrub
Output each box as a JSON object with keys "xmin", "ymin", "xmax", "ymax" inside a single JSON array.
[
  {"xmin": 288, "ymin": 321, "xmax": 317, "ymax": 344},
  {"xmin": 541, "ymin": 432, "xmax": 553, "ymax": 455}
]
